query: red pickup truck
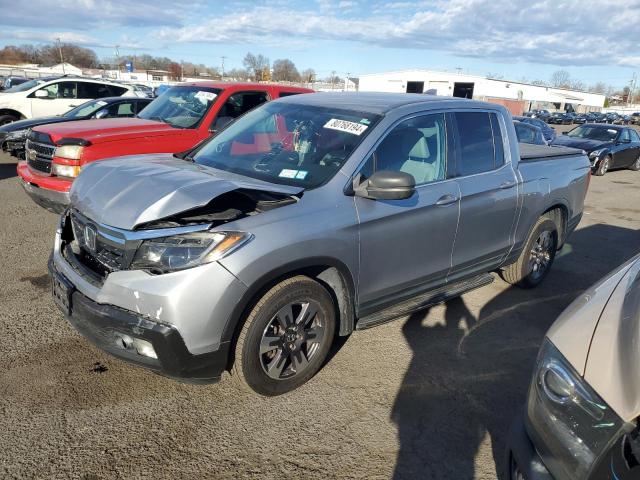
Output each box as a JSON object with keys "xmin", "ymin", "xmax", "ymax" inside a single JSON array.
[{"xmin": 17, "ymin": 82, "xmax": 313, "ymax": 212}]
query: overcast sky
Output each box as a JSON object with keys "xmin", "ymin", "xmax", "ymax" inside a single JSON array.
[{"xmin": 0, "ymin": 0, "xmax": 637, "ymax": 87}]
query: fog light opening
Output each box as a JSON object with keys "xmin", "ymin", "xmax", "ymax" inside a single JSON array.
[{"xmin": 133, "ymin": 338, "xmax": 158, "ymax": 359}]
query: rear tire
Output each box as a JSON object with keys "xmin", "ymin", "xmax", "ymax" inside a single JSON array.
[
  {"xmin": 594, "ymin": 155, "xmax": 611, "ymax": 176},
  {"xmin": 501, "ymin": 216, "xmax": 558, "ymax": 288},
  {"xmin": 231, "ymin": 276, "xmax": 336, "ymax": 396},
  {"xmin": 0, "ymin": 114, "xmax": 18, "ymax": 126}
]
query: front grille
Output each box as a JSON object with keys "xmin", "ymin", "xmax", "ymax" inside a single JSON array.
[
  {"xmin": 65, "ymin": 211, "xmax": 131, "ymax": 279},
  {"xmin": 25, "ymin": 139, "xmax": 55, "ymax": 174}
]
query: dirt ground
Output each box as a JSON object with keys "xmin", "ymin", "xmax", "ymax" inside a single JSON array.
[{"xmin": 1, "ymin": 131, "xmax": 639, "ymax": 479}]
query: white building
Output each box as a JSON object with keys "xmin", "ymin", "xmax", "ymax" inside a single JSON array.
[{"xmin": 358, "ymin": 70, "xmax": 606, "ymax": 113}]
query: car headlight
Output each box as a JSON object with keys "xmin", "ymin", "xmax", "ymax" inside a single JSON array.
[
  {"xmin": 5, "ymin": 129, "xmax": 28, "ymax": 141},
  {"xmin": 526, "ymin": 339, "xmax": 630, "ymax": 480},
  {"xmin": 54, "ymin": 145, "xmax": 84, "ymax": 160},
  {"xmin": 51, "ymin": 162, "xmax": 82, "ymax": 178},
  {"xmin": 130, "ymin": 231, "xmax": 252, "ymax": 273},
  {"xmin": 589, "ymin": 148, "xmax": 605, "ymax": 159}
]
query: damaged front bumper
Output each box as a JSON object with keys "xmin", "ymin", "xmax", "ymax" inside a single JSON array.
[
  {"xmin": 50, "ymin": 256, "xmax": 229, "ymax": 383},
  {"xmin": 50, "ymin": 218, "xmax": 249, "ymax": 383}
]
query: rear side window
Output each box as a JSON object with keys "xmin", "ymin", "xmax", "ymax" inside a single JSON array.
[
  {"xmin": 77, "ymin": 82, "xmax": 112, "ymax": 99},
  {"xmin": 106, "ymin": 85, "xmax": 129, "ymax": 96},
  {"xmin": 278, "ymin": 91, "xmax": 302, "ymax": 98},
  {"xmin": 211, "ymin": 91, "xmax": 270, "ymax": 131},
  {"xmin": 452, "ymin": 111, "xmax": 503, "ymax": 176}
]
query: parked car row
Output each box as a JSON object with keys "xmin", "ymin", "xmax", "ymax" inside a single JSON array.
[{"xmin": 525, "ymin": 109, "xmax": 636, "ymax": 125}]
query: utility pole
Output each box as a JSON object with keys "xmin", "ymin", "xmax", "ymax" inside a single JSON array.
[
  {"xmin": 331, "ymin": 70, "xmax": 336, "ymax": 91},
  {"xmin": 56, "ymin": 38, "xmax": 65, "ymax": 74},
  {"xmin": 221, "ymin": 56, "xmax": 226, "ymax": 80},
  {"xmin": 180, "ymin": 61, "xmax": 184, "ymax": 82},
  {"xmin": 114, "ymin": 45, "xmax": 120, "ymax": 80}
]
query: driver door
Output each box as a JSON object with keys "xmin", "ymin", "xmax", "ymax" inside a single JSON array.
[
  {"xmin": 355, "ymin": 112, "xmax": 460, "ymax": 311},
  {"xmin": 30, "ymin": 81, "xmax": 77, "ymax": 117}
]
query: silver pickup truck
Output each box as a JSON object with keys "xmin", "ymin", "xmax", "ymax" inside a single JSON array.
[{"xmin": 48, "ymin": 93, "xmax": 591, "ymax": 395}]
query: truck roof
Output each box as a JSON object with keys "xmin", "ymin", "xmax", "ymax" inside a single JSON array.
[
  {"xmin": 172, "ymin": 81, "xmax": 312, "ymax": 92},
  {"xmin": 275, "ymin": 92, "xmax": 495, "ymax": 115}
]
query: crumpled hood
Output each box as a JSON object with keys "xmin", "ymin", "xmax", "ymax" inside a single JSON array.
[
  {"xmin": 551, "ymin": 136, "xmax": 611, "ymax": 153},
  {"xmin": 70, "ymin": 154, "xmax": 303, "ymax": 230}
]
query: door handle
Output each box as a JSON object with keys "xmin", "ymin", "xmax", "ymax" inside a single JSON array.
[
  {"xmin": 435, "ymin": 194, "xmax": 458, "ymax": 206},
  {"xmin": 500, "ymin": 181, "xmax": 516, "ymax": 189}
]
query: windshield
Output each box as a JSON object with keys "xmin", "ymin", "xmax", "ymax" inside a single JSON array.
[
  {"xmin": 63, "ymin": 99, "xmax": 108, "ymax": 118},
  {"xmin": 137, "ymin": 86, "xmax": 220, "ymax": 128},
  {"xmin": 566, "ymin": 125, "xmax": 619, "ymax": 142},
  {"xmin": 3, "ymin": 78, "xmax": 44, "ymax": 93},
  {"xmin": 193, "ymin": 102, "xmax": 381, "ymax": 188}
]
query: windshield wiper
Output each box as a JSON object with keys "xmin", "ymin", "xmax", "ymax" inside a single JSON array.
[{"xmin": 147, "ymin": 116, "xmax": 172, "ymax": 125}]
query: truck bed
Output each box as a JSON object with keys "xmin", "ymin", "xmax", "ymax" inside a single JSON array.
[{"xmin": 519, "ymin": 143, "xmax": 583, "ymax": 161}]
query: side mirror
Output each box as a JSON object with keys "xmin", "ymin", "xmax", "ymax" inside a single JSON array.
[
  {"xmin": 34, "ymin": 90, "xmax": 50, "ymax": 99},
  {"xmin": 353, "ymin": 170, "xmax": 415, "ymax": 201},
  {"xmin": 94, "ymin": 109, "xmax": 109, "ymax": 119},
  {"xmin": 562, "ymin": 131, "xmax": 569, "ymax": 135},
  {"xmin": 620, "ymin": 138, "xmax": 631, "ymax": 144}
]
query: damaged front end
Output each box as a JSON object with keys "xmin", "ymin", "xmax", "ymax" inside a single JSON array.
[{"xmin": 61, "ymin": 188, "xmax": 299, "ymax": 280}]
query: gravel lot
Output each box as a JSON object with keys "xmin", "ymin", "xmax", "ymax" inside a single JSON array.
[{"xmin": 1, "ymin": 130, "xmax": 639, "ymax": 479}]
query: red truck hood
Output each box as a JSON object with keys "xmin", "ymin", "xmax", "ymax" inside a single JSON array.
[{"xmin": 33, "ymin": 118, "xmax": 178, "ymax": 144}]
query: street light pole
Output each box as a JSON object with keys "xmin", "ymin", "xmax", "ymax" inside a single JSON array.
[{"xmin": 56, "ymin": 38, "xmax": 65, "ymax": 74}]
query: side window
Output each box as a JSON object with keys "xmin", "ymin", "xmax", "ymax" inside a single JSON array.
[
  {"xmin": 278, "ymin": 91, "xmax": 302, "ymax": 98},
  {"xmin": 629, "ymin": 129, "xmax": 640, "ymax": 143},
  {"xmin": 104, "ymin": 102, "xmax": 135, "ymax": 117},
  {"xmin": 134, "ymin": 100, "xmax": 149, "ymax": 114},
  {"xmin": 56, "ymin": 82, "xmax": 78, "ymax": 99},
  {"xmin": 514, "ymin": 123, "xmax": 535, "ymax": 144},
  {"xmin": 77, "ymin": 82, "xmax": 112, "ymax": 99},
  {"xmin": 361, "ymin": 113, "xmax": 446, "ymax": 186},
  {"xmin": 38, "ymin": 83, "xmax": 59, "ymax": 99},
  {"xmin": 490, "ymin": 113, "xmax": 505, "ymax": 166},
  {"xmin": 619, "ymin": 129, "xmax": 631, "ymax": 142},
  {"xmin": 212, "ymin": 91, "xmax": 270, "ymax": 131},
  {"xmin": 106, "ymin": 85, "xmax": 129, "ymax": 97},
  {"xmin": 453, "ymin": 111, "xmax": 497, "ymax": 176}
]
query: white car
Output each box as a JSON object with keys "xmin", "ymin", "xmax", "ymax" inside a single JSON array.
[{"xmin": 0, "ymin": 76, "xmax": 134, "ymax": 125}]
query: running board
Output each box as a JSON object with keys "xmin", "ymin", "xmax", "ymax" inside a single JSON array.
[{"xmin": 356, "ymin": 273, "xmax": 494, "ymax": 330}]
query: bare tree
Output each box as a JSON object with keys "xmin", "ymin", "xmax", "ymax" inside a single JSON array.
[
  {"xmin": 243, "ymin": 53, "xmax": 270, "ymax": 81},
  {"xmin": 272, "ymin": 59, "xmax": 300, "ymax": 82},
  {"xmin": 300, "ymin": 68, "xmax": 316, "ymax": 83},
  {"xmin": 550, "ymin": 70, "xmax": 571, "ymax": 88},
  {"xmin": 589, "ymin": 82, "xmax": 607, "ymax": 94},
  {"xmin": 530, "ymin": 79, "xmax": 548, "ymax": 86}
]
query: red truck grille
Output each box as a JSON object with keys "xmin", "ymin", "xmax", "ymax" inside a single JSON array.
[{"xmin": 25, "ymin": 139, "xmax": 55, "ymax": 174}]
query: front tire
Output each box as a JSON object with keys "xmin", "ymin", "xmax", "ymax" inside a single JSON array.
[
  {"xmin": 232, "ymin": 276, "xmax": 336, "ymax": 396},
  {"xmin": 629, "ymin": 156, "xmax": 640, "ymax": 171},
  {"xmin": 501, "ymin": 216, "xmax": 558, "ymax": 288},
  {"xmin": 0, "ymin": 114, "xmax": 18, "ymax": 126},
  {"xmin": 594, "ymin": 155, "xmax": 611, "ymax": 176}
]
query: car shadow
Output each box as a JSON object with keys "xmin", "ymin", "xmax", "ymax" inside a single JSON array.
[
  {"xmin": 0, "ymin": 161, "xmax": 17, "ymax": 180},
  {"xmin": 391, "ymin": 223, "xmax": 640, "ymax": 479}
]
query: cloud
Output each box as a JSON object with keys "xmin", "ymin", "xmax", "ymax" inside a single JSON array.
[
  {"xmin": 0, "ymin": 0, "xmax": 189, "ymax": 29},
  {"xmin": 154, "ymin": 0, "xmax": 640, "ymax": 68}
]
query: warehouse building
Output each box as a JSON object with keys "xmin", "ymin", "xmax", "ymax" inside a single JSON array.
[{"xmin": 358, "ymin": 70, "xmax": 606, "ymax": 114}]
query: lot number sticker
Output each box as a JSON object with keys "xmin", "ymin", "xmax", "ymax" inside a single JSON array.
[{"xmin": 324, "ymin": 118, "xmax": 368, "ymax": 135}]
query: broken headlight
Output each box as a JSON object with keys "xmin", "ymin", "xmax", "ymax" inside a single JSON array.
[
  {"xmin": 526, "ymin": 339, "xmax": 630, "ymax": 480},
  {"xmin": 131, "ymin": 231, "xmax": 252, "ymax": 273}
]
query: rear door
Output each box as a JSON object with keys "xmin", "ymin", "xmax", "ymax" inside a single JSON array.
[
  {"xmin": 448, "ymin": 110, "xmax": 519, "ymax": 282},
  {"xmin": 613, "ymin": 128, "xmax": 636, "ymax": 167},
  {"xmin": 355, "ymin": 112, "xmax": 460, "ymax": 309}
]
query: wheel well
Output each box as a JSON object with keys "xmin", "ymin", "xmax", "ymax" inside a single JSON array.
[
  {"xmin": 543, "ymin": 205, "xmax": 567, "ymax": 245},
  {"xmin": 0, "ymin": 109, "xmax": 24, "ymax": 120},
  {"xmin": 223, "ymin": 263, "xmax": 356, "ymax": 371}
]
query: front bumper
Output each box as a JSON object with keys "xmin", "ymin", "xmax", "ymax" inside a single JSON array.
[
  {"xmin": 49, "ymin": 256, "xmax": 230, "ymax": 383},
  {"xmin": 20, "ymin": 178, "xmax": 69, "ymax": 213},
  {"xmin": 508, "ymin": 414, "xmax": 554, "ymax": 479}
]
